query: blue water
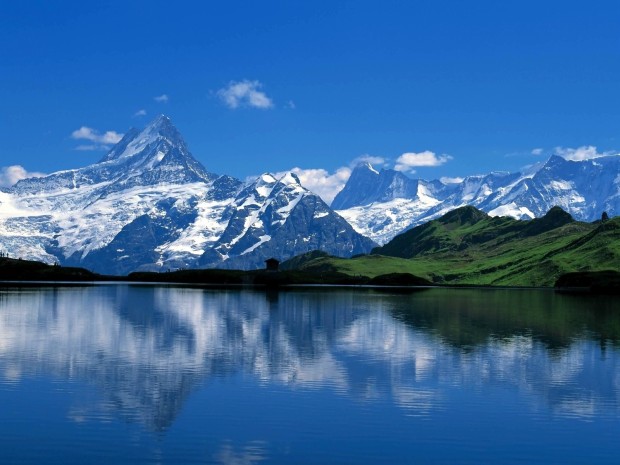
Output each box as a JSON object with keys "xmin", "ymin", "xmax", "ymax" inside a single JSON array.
[{"xmin": 0, "ymin": 285, "xmax": 618, "ymax": 464}]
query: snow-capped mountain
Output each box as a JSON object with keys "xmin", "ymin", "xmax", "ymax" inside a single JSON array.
[
  {"xmin": 0, "ymin": 115, "xmax": 374, "ymax": 273},
  {"xmin": 334, "ymin": 156, "xmax": 620, "ymax": 244},
  {"xmin": 3, "ymin": 113, "xmax": 618, "ymax": 269},
  {"xmin": 333, "ymin": 163, "xmax": 455, "ymax": 244},
  {"xmin": 331, "ymin": 162, "xmax": 450, "ymax": 210},
  {"xmin": 199, "ymin": 172, "xmax": 375, "ymax": 269}
]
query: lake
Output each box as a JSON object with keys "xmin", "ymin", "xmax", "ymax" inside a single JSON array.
[{"xmin": 0, "ymin": 284, "xmax": 618, "ymax": 464}]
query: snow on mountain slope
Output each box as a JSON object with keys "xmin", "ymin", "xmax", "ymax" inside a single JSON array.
[
  {"xmin": 0, "ymin": 116, "xmax": 238, "ymax": 272},
  {"xmin": 482, "ymin": 155, "xmax": 620, "ymax": 219},
  {"xmin": 337, "ymin": 196, "xmax": 441, "ymax": 245},
  {"xmin": 4, "ymin": 113, "xmax": 618, "ymax": 269},
  {"xmin": 333, "ymin": 163, "xmax": 453, "ymax": 244},
  {"xmin": 199, "ymin": 172, "xmax": 376, "ymax": 269},
  {"xmin": 334, "ymin": 156, "xmax": 620, "ymax": 244},
  {"xmin": 0, "ymin": 115, "xmax": 376, "ymax": 273}
]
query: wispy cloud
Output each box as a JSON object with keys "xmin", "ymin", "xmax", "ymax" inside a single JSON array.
[
  {"xmin": 0, "ymin": 165, "xmax": 46, "ymax": 187},
  {"xmin": 74, "ymin": 145, "xmax": 101, "ymax": 151},
  {"xmin": 70, "ymin": 126, "xmax": 123, "ymax": 151},
  {"xmin": 133, "ymin": 109, "xmax": 147, "ymax": 117},
  {"xmin": 553, "ymin": 145, "xmax": 617, "ymax": 161},
  {"xmin": 71, "ymin": 127, "xmax": 123, "ymax": 144},
  {"xmin": 531, "ymin": 148, "xmax": 544, "ymax": 156},
  {"xmin": 394, "ymin": 151, "xmax": 452, "ymax": 172},
  {"xmin": 217, "ymin": 80, "xmax": 274, "ymax": 109},
  {"xmin": 440, "ymin": 176, "xmax": 464, "ymax": 184},
  {"xmin": 154, "ymin": 94, "xmax": 169, "ymax": 103}
]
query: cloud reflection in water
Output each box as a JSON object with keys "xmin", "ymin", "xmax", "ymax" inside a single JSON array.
[{"xmin": 0, "ymin": 285, "xmax": 618, "ymax": 430}]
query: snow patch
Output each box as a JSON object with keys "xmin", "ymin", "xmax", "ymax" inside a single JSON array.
[
  {"xmin": 241, "ymin": 235, "xmax": 271, "ymax": 255},
  {"xmin": 488, "ymin": 203, "xmax": 535, "ymax": 219},
  {"xmin": 550, "ymin": 180, "xmax": 573, "ymax": 191}
]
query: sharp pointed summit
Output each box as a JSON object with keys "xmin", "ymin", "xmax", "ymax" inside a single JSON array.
[
  {"xmin": 198, "ymin": 172, "xmax": 376, "ymax": 269},
  {"xmin": 5, "ymin": 112, "xmax": 619, "ymax": 275},
  {"xmin": 0, "ymin": 118, "xmax": 376, "ymax": 274},
  {"xmin": 92, "ymin": 114, "xmax": 214, "ymax": 187},
  {"xmin": 102, "ymin": 115, "xmax": 181, "ymax": 162}
]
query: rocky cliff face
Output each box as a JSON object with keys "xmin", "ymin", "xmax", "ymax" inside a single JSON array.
[{"xmin": 199, "ymin": 172, "xmax": 376, "ymax": 269}]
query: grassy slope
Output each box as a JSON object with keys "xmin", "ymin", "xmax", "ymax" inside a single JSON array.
[{"xmin": 296, "ymin": 208, "xmax": 620, "ymax": 287}]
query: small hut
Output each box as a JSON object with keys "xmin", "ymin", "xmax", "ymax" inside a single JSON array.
[{"xmin": 265, "ymin": 258, "xmax": 280, "ymax": 271}]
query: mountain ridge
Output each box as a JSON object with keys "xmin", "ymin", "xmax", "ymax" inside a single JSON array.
[
  {"xmin": 335, "ymin": 155, "xmax": 620, "ymax": 244},
  {"xmin": 2, "ymin": 114, "xmax": 619, "ymax": 275},
  {"xmin": 0, "ymin": 115, "xmax": 375, "ymax": 273}
]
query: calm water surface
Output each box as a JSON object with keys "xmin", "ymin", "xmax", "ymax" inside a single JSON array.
[{"xmin": 0, "ymin": 285, "xmax": 618, "ymax": 464}]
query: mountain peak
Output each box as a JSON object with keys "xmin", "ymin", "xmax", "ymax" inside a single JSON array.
[
  {"xmin": 356, "ymin": 161, "xmax": 379, "ymax": 174},
  {"xmin": 543, "ymin": 154, "xmax": 569, "ymax": 168},
  {"xmin": 89, "ymin": 114, "xmax": 215, "ymax": 187},
  {"xmin": 151, "ymin": 113, "xmax": 170, "ymax": 124},
  {"xmin": 144, "ymin": 114, "xmax": 174, "ymax": 133},
  {"xmin": 438, "ymin": 206, "xmax": 489, "ymax": 225},
  {"xmin": 521, "ymin": 206, "xmax": 574, "ymax": 237},
  {"xmin": 331, "ymin": 162, "xmax": 382, "ymax": 209},
  {"xmin": 101, "ymin": 115, "xmax": 183, "ymax": 163},
  {"xmin": 277, "ymin": 172, "xmax": 302, "ymax": 186}
]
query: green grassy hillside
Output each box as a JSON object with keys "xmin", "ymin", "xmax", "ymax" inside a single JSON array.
[{"xmin": 293, "ymin": 206, "xmax": 620, "ymax": 287}]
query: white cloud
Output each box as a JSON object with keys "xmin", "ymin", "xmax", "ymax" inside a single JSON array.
[
  {"xmin": 440, "ymin": 176, "xmax": 464, "ymax": 184},
  {"xmin": 267, "ymin": 155, "xmax": 388, "ymax": 204},
  {"xmin": 265, "ymin": 167, "xmax": 352, "ymax": 204},
  {"xmin": 0, "ymin": 165, "xmax": 46, "ymax": 188},
  {"xmin": 286, "ymin": 100, "xmax": 296, "ymax": 109},
  {"xmin": 133, "ymin": 109, "xmax": 147, "ymax": 117},
  {"xmin": 251, "ymin": 151, "xmax": 446, "ymax": 205},
  {"xmin": 70, "ymin": 126, "xmax": 123, "ymax": 151},
  {"xmin": 394, "ymin": 151, "xmax": 452, "ymax": 172},
  {"xmin": 285, "ymin": 167, "xmax": 351, "ymax": 204},
  {"xmin": 531, "ymin": 148, "xmax": 544, "ymax": 156},
  {"xmin": 154, "ymin": 94, "xmax": 169, "ymax": 103},
  {"xmin": 553, "ymin": 145, "xmax": 617, "ymax": 161},
  {"xmin": 217, "ymin": 80, "xmax": 274, "ymax": 109},
  {"xmin": 71, "ymin": 126, "xmax": 123, "ymax": 144}
]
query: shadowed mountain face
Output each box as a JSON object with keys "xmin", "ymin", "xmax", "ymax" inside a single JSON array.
[
  {"xmin": 0, "ymin": 286, "xmax": 618, "ymax": 432},
  {"xmin": 0, "ymin": 116, "xmax": 375, "ymax": 274},
  {"xmin": 331, "ymin": 162, "xmax": 448, "ymax": 210}
]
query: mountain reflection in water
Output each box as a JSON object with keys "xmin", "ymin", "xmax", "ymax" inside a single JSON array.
[{"xmin": 0, "ymin": 285, "xmax": 618, "ymax": 433}]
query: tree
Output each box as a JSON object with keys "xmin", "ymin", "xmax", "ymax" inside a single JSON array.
[{"xmin": 602, "ymin": 211, "xmax": 609, "ymax": 222}]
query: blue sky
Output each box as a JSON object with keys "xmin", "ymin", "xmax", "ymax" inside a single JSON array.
[{"xmin": 2, "ymin": 1, "xmax": 620, "ymax": 199}]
